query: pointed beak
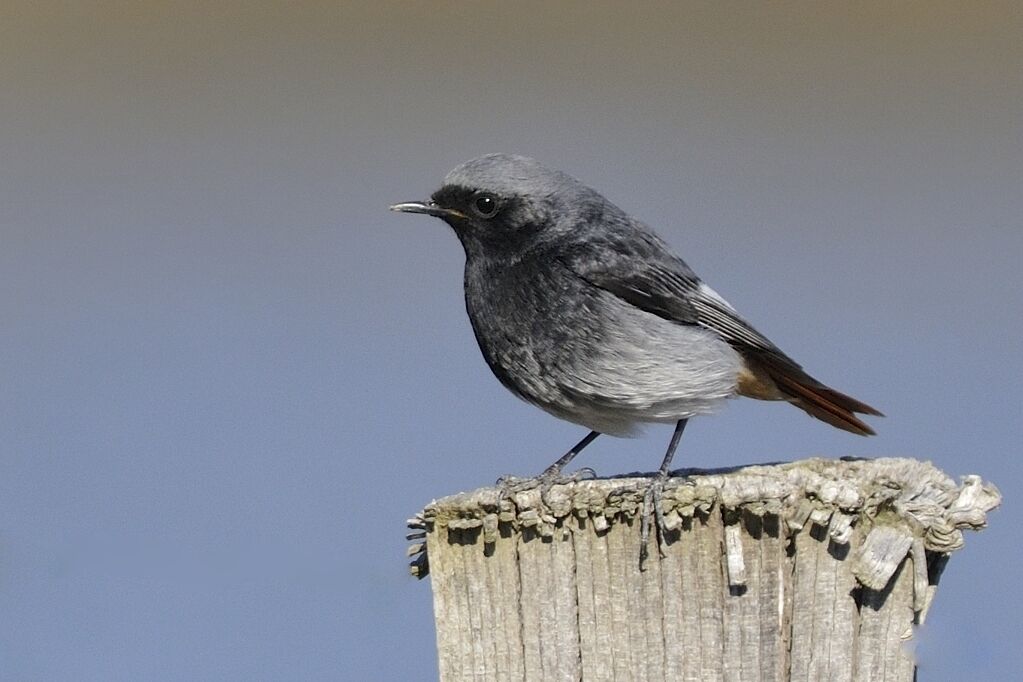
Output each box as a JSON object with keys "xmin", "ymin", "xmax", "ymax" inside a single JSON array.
[{"xmin": 389, "ymin": 201, "xmax": 467, "ymax": 220}]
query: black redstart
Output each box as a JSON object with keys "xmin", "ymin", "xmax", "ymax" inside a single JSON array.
[{"xmin": 391, "ymin": 153, "xmax": 881, "ymax": 496}]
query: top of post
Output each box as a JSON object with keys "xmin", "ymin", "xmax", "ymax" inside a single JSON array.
[{"xmin": 408, "ymin": 457, "xmax": 1000, "ymax": 592}]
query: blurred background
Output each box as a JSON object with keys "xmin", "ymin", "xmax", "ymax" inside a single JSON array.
[{"xmin": 1, "ymin": 1, "xmax": 1020, "ymax": 679}]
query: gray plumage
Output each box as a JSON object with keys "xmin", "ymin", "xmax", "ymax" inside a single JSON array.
[{"xmin": 392, "ymin": 153, "xmax": 881, "ymax": 449}]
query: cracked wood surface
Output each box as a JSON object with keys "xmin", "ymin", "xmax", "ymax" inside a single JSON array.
[{"xmin": 408, "ymin": 457, "xmax": 999, "ymax": 681}]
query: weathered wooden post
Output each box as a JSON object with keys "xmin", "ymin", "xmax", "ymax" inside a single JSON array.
[{"xmin": 408, "ymin": 458, "xmax": 999, "ymax": 681}]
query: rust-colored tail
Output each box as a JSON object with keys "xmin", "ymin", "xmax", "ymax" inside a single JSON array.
[{"xmin": 741, "ymin": 353, "xmax": 883, "ymax": 436}]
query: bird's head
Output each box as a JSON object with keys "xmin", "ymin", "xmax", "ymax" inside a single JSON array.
[{"xmin": 391, "ymin": 153, "xmax": 612, "ymax": 261}]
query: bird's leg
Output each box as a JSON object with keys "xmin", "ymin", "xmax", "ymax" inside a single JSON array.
[
  {"xmin": 640, "ymin": 419, "xmax": 688, "ymax": 566},
  {"xmin": 540, "ymin": 430, "xmax": 601, "ymax": 479},
  {"xmin": 498, "ymin": 431, "xmax": 601, "ymax": 501}
]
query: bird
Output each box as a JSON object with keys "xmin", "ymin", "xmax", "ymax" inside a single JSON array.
[{"xmin": 391, "ymin": 153, "xmax": 881, "ymax": 499}]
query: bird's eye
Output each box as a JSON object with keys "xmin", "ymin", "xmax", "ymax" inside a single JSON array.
[{"xmin": 471, "ymin": 193, "xmax": 500, "ymax": 219}]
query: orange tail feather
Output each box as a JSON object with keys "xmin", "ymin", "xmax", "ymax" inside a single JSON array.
[{"xmin": 744, "ymin": 353, "xmax": 883, "ymax": 436}]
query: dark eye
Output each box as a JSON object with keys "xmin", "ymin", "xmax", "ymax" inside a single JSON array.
[{"xmin": 471, "ymin": 193, "xmax": 500, "ymax": 219}]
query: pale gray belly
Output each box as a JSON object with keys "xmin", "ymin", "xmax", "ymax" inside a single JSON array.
[{"xmin": 498, "ymin": 301, "xmax": 743, "ymax": 436}]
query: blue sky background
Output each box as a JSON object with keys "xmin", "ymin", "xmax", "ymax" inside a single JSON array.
[{"xmin": 1, "ymin": 2, "xmax": 1020, "ymax": 679}]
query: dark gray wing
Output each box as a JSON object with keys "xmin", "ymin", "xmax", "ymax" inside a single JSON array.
[{"xmin": 555, "ymin": 235, "xmax": 784, "ymax": 357}]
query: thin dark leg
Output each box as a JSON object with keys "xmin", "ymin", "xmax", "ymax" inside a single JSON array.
[
  {"xmin": 541, "ymin": 430, "xmax": 601, "ymax": 477},
  {"xmin": 656, "ymin": 419, "xmax": 688, "ymax": 476},
  {"xmin": 641, "ymin": 419, "xmax": 689, "ymax": 566},
  {"xmin": 497, "ymin": 430, "xmax": 601, "ymax": 499}
]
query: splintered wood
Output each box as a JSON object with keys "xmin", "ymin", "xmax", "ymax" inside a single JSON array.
[{"xmin": 408, "ymin": 457, "xmax": 999, "ymax": 681}]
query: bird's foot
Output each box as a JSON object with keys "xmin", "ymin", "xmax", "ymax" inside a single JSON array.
[
  {"xmin": 496, "ymin": 466, "xmax": 597, "ymax": 508},
  {"xmin": 639, "ymin": 470, "xmax": 670, "ymax": 568}
]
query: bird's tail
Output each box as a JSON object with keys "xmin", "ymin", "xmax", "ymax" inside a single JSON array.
[{"xmin": 741, "ymin": 353, "xmax": 883, "ymax": 436}]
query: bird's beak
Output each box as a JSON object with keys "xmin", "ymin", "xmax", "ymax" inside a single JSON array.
[{"xmin": 389, "ymin": 201, "xmax": 467, "ymax": 220}]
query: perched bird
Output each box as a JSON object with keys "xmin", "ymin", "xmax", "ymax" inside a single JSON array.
[{"xmin": 391, "ymin": 153, "xmax": 881, "ymax": 492}]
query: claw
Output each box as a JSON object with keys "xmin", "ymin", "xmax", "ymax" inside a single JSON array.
[
  {"xmin": 639, "ymin": 472, "xmax": 669, "ymax": 568},
  {"xmin": 497, "ymin": 467, "xmax": 598, "ymax": 509},
  {"xmin": 574, "ymin": 467, "xmax": 598, "ymax": 481}
]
